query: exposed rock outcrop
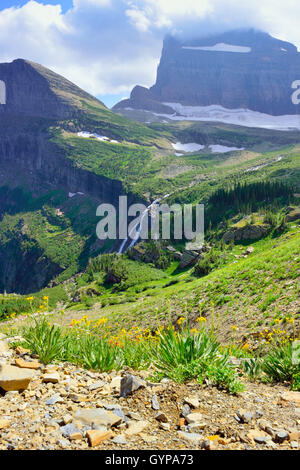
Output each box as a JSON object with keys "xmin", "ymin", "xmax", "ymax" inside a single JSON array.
[
  {"xmin": 114, "ymin": 29, "xmax": 300, "ymax": 116},
  {"xmin": 223, "ymin": 224, "xmax": 270, "ymax": 243}
]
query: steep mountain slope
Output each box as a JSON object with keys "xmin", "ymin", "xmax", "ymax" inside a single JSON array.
[
  {"xmin": 0, "ymin": 59, "xmax": 173, "ymax": 293},
  {"xmin": 114, "ymin": 29, "xmax": 300, "ymax": 124}
]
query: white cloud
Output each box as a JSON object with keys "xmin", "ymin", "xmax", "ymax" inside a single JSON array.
[{"xmin": 0, "ymin": 0, "xmax": 300, "ymax": 101}]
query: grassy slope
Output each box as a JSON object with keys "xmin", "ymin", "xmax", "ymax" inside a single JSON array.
[{"xmin": 59, "ymin": 224, "xmax": 299, "ymax": 344}]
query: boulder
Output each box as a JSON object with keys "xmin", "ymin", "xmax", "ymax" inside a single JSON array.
[
  {"xmin": 286, "ymin": 208, "xmax": 300, "ymax": 222},
  {"xmin": 0, "ymin": 364, "xmax": 35, "ymax": 391},
  {"xmin": 223, "ymin": 224, "xmax": 269, "ymax": 243},
  {"xmin": 120, "ymin": 374, "xmax": 146, "ymax": 398},
  {"xmin": 179, "ymin": 250, "xmax": 200, "ymax": 269},
  {"xmin": 74, "ymin": 408, "xmax": 122, "ymax": 429}
]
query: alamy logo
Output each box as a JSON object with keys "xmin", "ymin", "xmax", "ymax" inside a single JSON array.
[
  {"xmin": 291, "ymin": 80, "xmax": 300, "ymax": 105},
  {"xmin": 0, "ymin": 80, "xmax": 6, "ymax": 105},
  {"xmin": 96, "ymin": 196, "xmax": 204, "ymax": 249}
]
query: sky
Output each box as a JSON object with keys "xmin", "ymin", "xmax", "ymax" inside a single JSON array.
[{"xmin": 1, "ymin": 1, "xmax": 300, "ymax": 108}]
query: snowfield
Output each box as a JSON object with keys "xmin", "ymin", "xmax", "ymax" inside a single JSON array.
[
  {"xmin": 209, "ymin": 145, "xmax": 244, "ymax": 153},
  {"xmin": 182, "ymin": 43, "xmax": 252, "ymax": 53},
  {"xmin": 171, "ymin": 142, "xmax": 244, "ymax": 155},
  {"xmin": 156, "ymin": 103, "xmax": 300, "ymax": 131},
  {"xmin": 171, "ymin": 142, "xmax": 205, "ymax": 152},
  {"xmin": 77, "ymin": 132, "xmax": 119, "ymax": 143}
]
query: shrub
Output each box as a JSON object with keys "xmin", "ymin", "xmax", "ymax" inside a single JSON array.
[{"xmin": 194, "ymin": 249, "xmax": 221, "ymax": 277}]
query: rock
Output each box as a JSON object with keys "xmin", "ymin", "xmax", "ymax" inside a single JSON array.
[
  {"xmin": 201, "ymin": 439, "xmax": 214, "ymax": 450},
  {"xmin": 15, "ymin": 346, "xmax": 31, "ymax": 356},
  {"xmin": 289, "ymin": 431, "xmax": 300, "ymax": 441},
  {"xmin": 112, "ymin": 435, "xmax": 127, "ymax": 445},
  {"xmin": 61, "ymin": 423, "xmax": 81, "ymax": 438},
  {"xmin": 178, "ymin": 431, "xmax": 203, "ymax": 444},
  {"xmin": 62, "ymin": 414, "xmax": 73, "ymax": 425},
  {"xmin": 0, "ymin": 364, "xmax": 35, "ymax": 391},
  {"xmin": 258, "ymin": 420, "xmax": 275, "ymax": 436},
  {"xmin": 120, "ymin": 375, "xmax": 146, "ymax": 398},
  {"xmin": 244, "ymin": 247, "xmax": 255, "ymax": 255},
  {"xmin": 43, "ymin": 372, "xmax": 60, "ymax": 384},
  {"xmin": 181, "ymin": 404, "xmax": 191, "ymax": 418},
  {"xmin": 179, "ymin": 250, "xmax": 200, "ymax": 269},
  {"xmin": 126, "ymin": 411, "xmax": 142, "ymax": 421},
  {"xmin": 68, "ymin": 393, "xmax": 85, "ymax": 403},
  {"xmin": 290, "ymin": 441, "xmax": 299, "ymax": 449},
  {"xmin": 15, "ymin": 358, "xmax": 41, "ymax": 370},
  {"xmin": 281, "ymin": 391, "xmax": 300, "ymax": 405},
  {"xmin": 89, "ymin": 380, "xmax": 106, "ymax": 391},
  {"xmin": 155, "ymin": 412, "xmax": 168, "ymax": 423},
  {"xmin": 110, "ymin": 376, "xmax": 122, "ymax": 392},
  {"xmin": 275, "ymin": 431, "xmax": 289, "ymax": 443},
  {"xmin": 0, "ymin": 418, "xmax": 10, "ymax": 430},
  {"xmin": 151, "ymin": 394, "xmax": 160, "ymax": 410},
  {"xmin": 69, "ymin": 432, "xmax": 82, "ymax": 441},
  {"xmin": 224, "ymin": 224, "xmax": 269, "ymax": 243},
  {"xmin": 109, "ymin": 408, "xmax": 126, "ymax": 422},
  {"xmin": 0, "ymin": 340, "xmax": 9, "ymax": 353},
  {"xmin": 179, "ymin": 418, "xmax": 186, "ymax": 428},
  {"xmin": 184, "ymin": 396, "xmax": 199, "ymax": 409},
  {"xmin": 160, "ymin": 423, "xmax": 171, "ymax": 431},
  {"xmin": 45, "ymin": 394, "xmax": 64, "ymax": 405},
  {"xmin": 74, "ymin": 409, "xmax": 122, "ymax": 429},
  {"xmin": 254, "ymin": 436, "xmax": 268, "ymax": 444},
  {"xmin": 86, "ymin": 430, "xmax": 113, "ymax": 448},
  {"xmin": 185, "ymin": 412, "xmax": 206, "ymax": 426},
  {"xmin": 125, "ymin": 420, "xmax": 148, "ymax": 436},
  {"xmin": 237, "ymin": 410, "xmax": 253, "ymax": 424},
  {"xmin": 247, "ymin": 430, "xmax": 268, "ymax": 445},
  {"xmin": 286, "ymin": 208, "xmax": 300, "ymax": 222}
]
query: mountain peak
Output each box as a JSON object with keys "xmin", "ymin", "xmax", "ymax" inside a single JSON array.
[
  {"xmin": 114, "ymin": 29, "xmax": 300, "ymax": 116},
  {"xmin": 0, "ymin": 59, "xmax": 105, "ymax": 119}
]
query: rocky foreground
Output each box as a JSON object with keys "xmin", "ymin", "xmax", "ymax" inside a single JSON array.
[{"xmin": 0, "ymin": 336, "xmax": 299, "ymax": 451}]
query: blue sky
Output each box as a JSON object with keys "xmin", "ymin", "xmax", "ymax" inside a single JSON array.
[
  {"xmin": 0, "ymin": 1, "xmax": 73, "ymax": 13},
  {"xmin": 0, "ymin": 1, "xmax": 300, "ymax": 108}
]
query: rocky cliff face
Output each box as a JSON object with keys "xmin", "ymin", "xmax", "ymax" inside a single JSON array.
[
  {"xmin": 0, "ymin": 60, "xmax": 134, "ymax": 293},
  {"xmin": 114, "ymin": 29, "xmax": 300, "ymax": 116}
]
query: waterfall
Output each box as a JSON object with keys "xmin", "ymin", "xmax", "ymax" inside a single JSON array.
[{"xmin": 118, "ymin": 194, "xmax": 170, "ymax": 254}]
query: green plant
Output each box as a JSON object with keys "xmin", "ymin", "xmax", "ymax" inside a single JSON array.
[
  {"xmin": 243, "ymin": 358, "xmax": 263, "ymax": 380},
  {"xmin": 262, "ymin": 342, "xmax": 299, "ymax": 384},
  {"xmin": 73, "ymin": 334, "xmax": 121, "ymax": 372},
  {"xmin": 121, "ymin": 337, "xmax": 152, "ymax": 370},
  {"xmin": 152, "ymin": 327, "xmax": 220, "ymax": 376},
  {"xmin": 202, "ymin": 360, "xmax": 245, "ymax": 394},
  {"xmin": 23, "ymin": 318, "xmax": 66, "ymax": 364},
  {"xmin": 291, "ymin": 372, "xmax": 300, "ymax": 391},
  {"xmin": 151, "ymin": 326, "xmax": 243, "ymax": 393}
]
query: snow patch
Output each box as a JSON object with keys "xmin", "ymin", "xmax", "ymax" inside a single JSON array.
[
  {"xmin": 209, "ymin": 144, "xmax": 244, "ymax": 153},
  {"xmin": 155, "ymin": 103, "xmax": 300, "ymax": 131},
  {"xmin": 77, "ymin": 132, "xmax": 119, "ymax": 144},
  {"xmin": 69, "ymin": 192, "xmax": 85, "ymax": 198},
  {"xmin": 172, "ymin": 142, "xmax": 205, "ymax": 153},
  {"xmin": 182, "ymin": 43, "xmax": 251, "ymax": 53},
  {"xmin": 245, "ymin": 155, "xmax": 286, "ymax": 173}
]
